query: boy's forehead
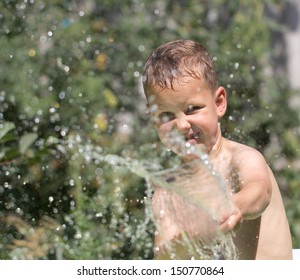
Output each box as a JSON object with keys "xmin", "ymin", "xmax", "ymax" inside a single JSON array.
[{"xmin": 146, "ymin": 77, "xmax": 205, "ymax": 102}]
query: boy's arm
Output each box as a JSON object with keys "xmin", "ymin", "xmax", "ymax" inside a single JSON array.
[{"xmin": 221, "ymin": 148, "xmax": 272, "ymax": 232}]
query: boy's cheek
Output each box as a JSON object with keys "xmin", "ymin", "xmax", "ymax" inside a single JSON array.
[
  {"xmin": 157, "ymin": 130, "xmax": 167, "ymax": 143},
  {"xmin": 157, "ymin": 128, "xmax": 176, "ymax": 144},
  {"xmin": 158, "ymin": 130, "xmax": 180, "ymax": 149},
  {"xmin": 158, "ymin": 122, "xmax": 174, "ymax": 133}
]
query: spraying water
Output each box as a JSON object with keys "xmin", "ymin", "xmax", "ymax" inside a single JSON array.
[{"xmin": 77, "ymin": 132, "xmax": 238, "ymax": 260}]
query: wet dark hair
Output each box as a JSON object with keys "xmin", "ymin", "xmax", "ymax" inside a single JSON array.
[{"xmin": 143, "ymin": 39, "xmax": 218, "ymax": 96}]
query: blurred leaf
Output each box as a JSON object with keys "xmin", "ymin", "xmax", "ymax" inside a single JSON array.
[
  {"xmin": 103, "ymin": 89, "xmax": 118, "ymax": 108},
  {"xmin": 94, "ymin": 113, "xmax": 108, "ymax": 131},
  {"xmin": 0, "ymin": 122, "xmax": 15, "ymax": 140},
  {"xmin": 19, "ymin": 133, "xmax": 38, "ymax": 154},
  {"xmin": 0, "ymin": 133, "xmax": 17, "ymax": 144},
  {"xmin": 0, "ymin": 146, "xmax": 19, "ymax": 162}
]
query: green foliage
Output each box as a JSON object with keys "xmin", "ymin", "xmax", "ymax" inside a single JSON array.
[
  {"xmin": 0, "ymin": 121, "xmax": 38, "ymax": 161},
  {"xmin": 0, "ymin": 0, "xmax": 299, "ymax": 259}
]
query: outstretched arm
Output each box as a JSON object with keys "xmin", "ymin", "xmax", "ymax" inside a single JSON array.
[{"xmin": 220, "ymin": 148, "xmax": 272, "ymax": 232}]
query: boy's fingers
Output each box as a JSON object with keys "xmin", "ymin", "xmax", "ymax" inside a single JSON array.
[{"xmin": 219, "ymin": 212, "xmax": 243, "ymax": 232}]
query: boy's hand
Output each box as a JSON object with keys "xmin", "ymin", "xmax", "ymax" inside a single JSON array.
[{"xmin": 219, "ymin": 203, "xmax": 243, "ymax": 232}]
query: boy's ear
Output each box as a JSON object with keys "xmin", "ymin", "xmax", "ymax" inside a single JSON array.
[{"xmin": 215, "ymin": 86, "xmax": 227, "ymax": 118}]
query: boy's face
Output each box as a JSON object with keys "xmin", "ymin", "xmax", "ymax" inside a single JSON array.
[{"xmin": 147, "ymin": 77, "xmax": 227, "ymax": 157}]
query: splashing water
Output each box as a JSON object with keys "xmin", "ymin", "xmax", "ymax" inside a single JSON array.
[{"xmin": 77, "ymin": 132, "xmax": 238, "ymax": 260}]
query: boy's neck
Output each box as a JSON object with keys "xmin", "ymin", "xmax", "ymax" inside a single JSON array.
[{"xmin": 209, "ymin": 123, "xmax": 224, "ymax": 159}]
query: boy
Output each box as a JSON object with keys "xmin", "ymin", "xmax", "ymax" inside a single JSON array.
[{"xmin": 142, "ymin": 39, "xmax": 293, "ymax": 259}]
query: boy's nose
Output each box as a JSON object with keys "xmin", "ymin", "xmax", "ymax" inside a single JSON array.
[{"xmin": 176, "ymin": 113, "xmax": 191, "ymax": 133}]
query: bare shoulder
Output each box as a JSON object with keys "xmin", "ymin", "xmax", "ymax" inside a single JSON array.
[
  {"xmin": 223, "ymin": 139, "xmax": 272, "ymax": 192},
  {"xmin": 226, "ymin": 139, "xmax": 267, "ymax": 168}
]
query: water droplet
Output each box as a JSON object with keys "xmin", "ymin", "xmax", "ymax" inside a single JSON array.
[
  {"xmin": 59, "ymin": 91, "xmax": 66, "ymax": 99},
  {"xmin": 95, "ymin": 212, "xmax": 103, "ymax": 218},
  {"xmin": 15, "ymin": 207, "xmax": 23, "ymax": 215},
  {"xmin": 138, "ymin": 45, "xmax": 145, "ymax": 52},
  {"xmin": 149, "ymin": 104, "xmax": 158, "ymax": 113},
  {"xmin": 28, "ymin": 49, "xmax": 36, "ymax": 57},
  {"xmin": 75, "ymin": 232, "xmax": 82, "ymax": 239},
  {"xmin": 49, "ymin": 107, "xmax": 56, "ymax": 113}
]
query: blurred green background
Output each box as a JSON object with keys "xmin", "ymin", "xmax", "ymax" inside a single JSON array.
[{"xmin": 0, "ymin": 0, "xmax": 299, "ymax": 259}]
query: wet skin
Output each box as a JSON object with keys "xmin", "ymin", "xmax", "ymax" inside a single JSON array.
[{"xmin": 147, "ymin": 77, "xmax": 293, "ymax": 259}]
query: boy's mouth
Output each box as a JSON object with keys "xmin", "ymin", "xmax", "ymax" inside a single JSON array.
[{"xmin": 185, "ymin": 132, "xmax": 200, "ymax": 143}]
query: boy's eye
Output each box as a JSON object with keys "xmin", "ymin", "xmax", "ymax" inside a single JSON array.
[
  {"xmin": 186, "ymin": 105, "xmax": 201, "ymax": 113},
  {"xmin": 159, "ymin": 112, "xmax": 174, "ymax": 123}
]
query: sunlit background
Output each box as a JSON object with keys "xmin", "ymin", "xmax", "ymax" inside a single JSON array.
[{"xmin": 0, "ymin": 0, "xmax": 300, "ymax": 259}]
